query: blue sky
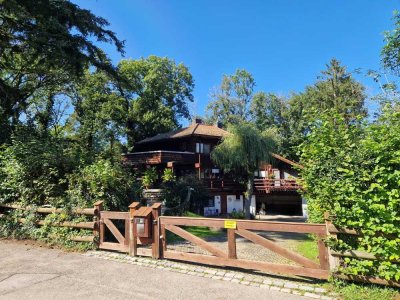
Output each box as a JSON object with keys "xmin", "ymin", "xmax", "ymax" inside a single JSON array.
[{"xmin": 73, "ymin": 0, "xmax": 398, "ymax": 119}]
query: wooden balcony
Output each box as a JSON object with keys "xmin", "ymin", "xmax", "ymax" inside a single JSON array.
[
  {"xmin": 202, "ymin": 179, "xmax": 243, "ymax": 191},
  {"xmin": 254, "ymin": 179, "xmax": 302, "ymax": 193},
  {"xmin": 123, "ymin": 151, "xmax": 196, "ymax": 165}
]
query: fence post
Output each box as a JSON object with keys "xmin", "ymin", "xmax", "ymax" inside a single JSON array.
[
  {"xmin": 129, "ymin": 202, "xmax": 140, "ymax": 256},
  {"xmin": 227, "ymin": 229, "xmax": 237, "ymax": 259},
  {"xmin": 151, "ymin": 203, "xmax": 162, "ymax": 259},
  {"xmin": 93, "ymin": 201, "xmax": 104, "ymax": 248},
  {"xmin": 324, "ymin": 212, "xmax": 339, "ymax": 271}
]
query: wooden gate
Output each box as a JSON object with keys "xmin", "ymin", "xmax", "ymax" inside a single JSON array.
[
  {"xmin": 99, "ymin": 211, "xmax": 130, "ymax": 252},
  {"xmin": 159, "ymin": 216, "xmax": 330, "ymax": 280}
]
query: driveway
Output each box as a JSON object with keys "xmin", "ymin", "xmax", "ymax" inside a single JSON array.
[{"xmin": 0, "ymin": 240, "xmax": 306, "ymax": 300}]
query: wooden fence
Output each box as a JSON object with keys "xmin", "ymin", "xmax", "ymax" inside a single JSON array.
[
  {"xmin": 1, "ymin": 202, "xmax": 399, "ymax": 287},
  {"xmin": 0, "ymin": 202, "xmax": 102, "ymax": 243},
  {"xmin": 324, "ymin": 213, "xmax": 400, "ymax": 288}
]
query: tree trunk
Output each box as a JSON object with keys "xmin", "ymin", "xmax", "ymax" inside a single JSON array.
[{"xmin": 244, "ymin": 175, "xmax": 254, "ymax": 220}]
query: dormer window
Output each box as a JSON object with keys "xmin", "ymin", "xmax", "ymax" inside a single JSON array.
[{"xmin": 196, "ymin": 143, "xmax": 210, "ymax": 154}]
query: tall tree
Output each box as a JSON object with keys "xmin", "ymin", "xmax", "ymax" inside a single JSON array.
[
  {"xmin": 207, "ymin": 69, "xmax": 255, "ymax": 126},
  {"xmin": 212, "ymin": 122, "xmax": 277, "ymax": 219},
  {"xmin": 0, "ymin": 0, "xmax": 124, "ymax": 144},
  {"xmin": 116, "ymin": 56, "xmax": 194, "ymax": 149}
]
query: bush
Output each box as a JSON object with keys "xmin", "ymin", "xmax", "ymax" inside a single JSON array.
[
  {"xmin": 299, "ymin": 108, "xmax": 400, "ymax": 281},
  {"xmin": 67, "ymin": 159, "xmax": 140, "ymax": 211},
  {"xmin": 163, "ymin": 175, "xmax": 209, "ymax": 216}
]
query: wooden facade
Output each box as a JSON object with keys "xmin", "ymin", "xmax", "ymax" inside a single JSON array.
[{"xmin": 124, "ymin": 120, "xmax": 305, "ymax": 217}]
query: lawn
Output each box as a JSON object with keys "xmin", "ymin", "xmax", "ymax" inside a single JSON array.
[{"xmin": 166, "ymin": 212, "xmax": 224, "ymax": 243}]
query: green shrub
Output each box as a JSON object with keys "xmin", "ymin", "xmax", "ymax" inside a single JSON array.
[
  {"xmin": 299, "ymin": 108, "xmax": 400, "ymax": 281},
  {"xmin": 67, "ymin": 159, "xmax": 140, "ymax": 210},
  {"xmin": 142, "ymin": 167, "xmax": 158, "ymax": 189}
]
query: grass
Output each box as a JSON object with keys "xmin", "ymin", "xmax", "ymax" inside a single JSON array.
[
  {"xmin": 325, "ymin": 279, "xmax": 400, "ymax": 300},
  {"xmin": 166, "ymin": 211, "xmax": 224, "ymax": 243},
  {"xmin": 295, "ymin": 234, "xmax": 319, "ymax": 262}
]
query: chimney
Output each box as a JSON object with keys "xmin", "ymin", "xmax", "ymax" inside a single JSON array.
[
  {"xmin": 193, "ymin": 117, "xmax": 203, "ymax": 124},
  {"xmin": 215, "ymin": 121, "xmax": 223, "ymax": 128}
]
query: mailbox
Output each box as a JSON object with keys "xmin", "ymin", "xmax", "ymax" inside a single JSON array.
[{"xmin": 133, "ymin": 207, "xmax": 153, "ymax": 238}]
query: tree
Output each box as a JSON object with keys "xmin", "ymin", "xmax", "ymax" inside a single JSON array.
[
  {"xmin": 298, "ymin": 107, "xmax": 400, "ymax": 281},
  {"xmin": 279, "ymin": 59, "xmax": 367, "ymax": 160},
  {"xmin": 211, "ymin": 122, "xmax": 277, "ymax": 219},
  {"xmin": 0, "ymin": 0, "xmax": 124, "ymax": 144},
  {"xmin": 382, "ymin": 11, "xmax": 400, "ymax": 76},
  {"xmin": 207, "ymin": 69, "xmax": 255, "ymax": 126},
  {"xmin": 116, "ymin": 57, "xmax": 194, "ymax": 149}
]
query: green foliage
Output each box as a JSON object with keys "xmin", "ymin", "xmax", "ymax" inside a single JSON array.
[
  {"xmin": 207, "ymin": 69, "xmax": 255, "ymax": 126},
  {"xmin": 212, "ymin": 122, "xmax": 277, "ymax": 219},
  {"xmin": 0, "ymin": 0, "xmax": 124, "ymax": 145},
  {"xmin": 142, "ymin": 167, "xmax": 158, "ymax": 189},
  {"xmin": 0, "ymin": 210, "xmax": 94, "ymax": 251},
  {"xmin": 229, "ymin": 210, "xmax": 245, "ymax": 219},
  {"xmin": 117, "ymin": 57, "xmax": 194, "ymax": 149},
  {"xmin": 330, "ymin": 279, "xmax": 399, "ymax": 300},
  {"xmin": 162, "ymin": 168, "xmax": 175, "ymax": 183},
  {"xmin": 163, "ymin": 175, "xmax": 210, "ymax": 216},
  {"xmin": 382, "ymin": 11, "xmax": 400, "ymax": 76},
  {"xmin": 67, "ymin": 159, "xmax": 139, "ymax": 211},
  {"xmin": 299, "ymin": 107, "xmax": 400, "ymax": 281}
]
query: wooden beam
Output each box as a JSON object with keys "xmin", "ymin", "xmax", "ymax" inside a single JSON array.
[
  {"xmin": 163, "ymin": 251, "xmax": 329, "ymax": 280},
  {"xmin": 227, "ymin": 229, "xmax": 237, "ymax": 259},
  {"xmin": 236, "ymin": 229, "xmax": 320, "ymax": 269},
  {"xmin": 71, "ymin": 236, "xmax": 95, "ymax": 242},
  {"xmin": 0, "ymin": 203, "xmax": 96, "ymax": 216},
  {"xmin": 100, "ymin": 211, "xmax": 129, "ymax": 220},
  {"xmin": 334, "ymin": 274, "xmax": 400, "ymax": 288},
  {"xmin": 104, "ymin": 218, "xmax": 125, "ymax": 245},
  {"xmin": 99, "ymin": 242, "xmax": 128, "ymax": 252},
  {"xmin": 165, "ymin": 224, "xmax": 227, "ymax": 258},
  {"xmin": 159, "ymin": 217, "xmax": 326, "ymax": 235}
]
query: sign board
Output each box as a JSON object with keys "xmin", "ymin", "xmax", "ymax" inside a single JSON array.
[{"xmin": 224, "ymin": 220, "xmax": 237, "ymax": 229}]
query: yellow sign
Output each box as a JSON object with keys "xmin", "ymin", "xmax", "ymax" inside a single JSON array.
[{"xmin": 224, "ymin": 220, "xmax": 237, "ymax": 229}]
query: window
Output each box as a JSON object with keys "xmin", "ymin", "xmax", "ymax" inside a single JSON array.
[
  {"xmin": 207, "ymin": 198, "xmax": 214, "ymax": 207},
  {"xmin": 196, "ymin": 143, "xmax": 211, "ymax": 154}
]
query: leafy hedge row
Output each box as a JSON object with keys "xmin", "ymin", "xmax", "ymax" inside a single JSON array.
[{"xmin": 300, "ymin": 107, "xmax": 400, "ymax": 281}]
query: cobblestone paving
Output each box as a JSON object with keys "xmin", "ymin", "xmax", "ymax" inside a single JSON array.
[{"xmin": 84, "ymin": 250, "xmax": 338, "ymax": 300}]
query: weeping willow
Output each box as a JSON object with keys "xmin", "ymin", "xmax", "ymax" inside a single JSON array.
[{"xmin": 211, "ymin": 122, "xmax": 277, "ymax": 219}]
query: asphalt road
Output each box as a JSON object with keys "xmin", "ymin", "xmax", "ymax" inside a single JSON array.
[{"xmin": 0, "ymin": 240, "xmax": 306, "ymax": 300}]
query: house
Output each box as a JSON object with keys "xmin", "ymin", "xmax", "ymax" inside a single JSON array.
[{"xmin": 123, "ymin": 119, "xmax": 306, "ymax": 217}]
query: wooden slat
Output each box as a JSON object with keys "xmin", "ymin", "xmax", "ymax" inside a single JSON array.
[
  {"xmin": 17, "ymin": 218, "xmax": 94, "ymax": 229},
  {"xmin": 161, "ymin": 225, "xmax": 167, "ymax": 254},
  {"xmin": 227, "ymin": 229, "xmax": 237, "ymax": 259},
  {"xmin": 236, "ymin": 229, "xmax": 320, "ymax": 269},
  {"xmin": 99, "ymin": 242, "xmax": 128, "ymax": 252},
  {"xmin": 159, "ymin": 217, "xmax": 326, "ymax": 234},
  {"xmin": 317, "ymin": 236, "xmax": 329, "ymax": 270},
  {"xmin": 163, "ymin": 250, "xmax": 329, "ymax": 280},
  {"xmin": 330, "ymin": 250, "xmax": 400, "ymax": 262},
  {"xmin": 104, "ymin": 219, "xmax": 125, "ymax": 245},
  {"xmin": 165, "ymin": 224, "xmax": 227, "ymax": 258},
  {"xmin": 327, "ymin": 224, "xmax": 360, "ymax": 235},
  {"xmin": 334, "ymin": 274, "xmax": 400, "ymax": 288},
  {"xmin": 100, "ymin": 211, "xmax": 129, "ymax": 220},
  {"xmin": 71, "ymin": 236, "xmax": 95, "ymax": 242},
  {"xmin": 0, "ymin": 203, "xmax": 95, "ymax": 215},
  {"xmin": 137, "ymin": 248, "xmax": 152, "ymax": 257}
]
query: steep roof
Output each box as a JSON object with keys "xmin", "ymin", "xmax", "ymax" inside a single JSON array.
[
  {"xmin": 136, "ymin": 123, "xmax": 229, "ymax": 144},
  {"xmin": 272, "ymin": 153, "xmax": 304, "ymax": 169}
]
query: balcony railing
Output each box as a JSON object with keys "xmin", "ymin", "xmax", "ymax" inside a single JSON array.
[
  {"xmin": 202, "ymin": 179, "xmax": 243, "ymax": 190},
  {"xmin": 202, "ymin": 178, "xmax": 302, "ymax": 193},
  {"xmin": 254, "ymin": 179, "xmax": 302, "ymax": 193}
]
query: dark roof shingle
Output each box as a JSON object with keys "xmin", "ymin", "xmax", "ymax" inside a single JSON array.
[{"xmin": 137, "ymin": 124, "xmax": 229, "ymax": 144}]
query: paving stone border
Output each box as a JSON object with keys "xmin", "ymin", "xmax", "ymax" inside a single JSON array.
[{"xmin": 84, "ymin": 251, "xmax": 338, "ymax": 300}]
